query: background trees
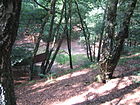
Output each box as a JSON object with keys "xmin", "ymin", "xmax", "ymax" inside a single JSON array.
[
  {"xmin": 0, "ymin": 0, "xmax": 139, "ymax": 104},
  {"xmin": 11, "ymin": 0, "xmax": 139, "ymax": 82}
]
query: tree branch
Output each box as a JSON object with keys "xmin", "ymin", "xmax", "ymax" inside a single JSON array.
[{"xmin": 33, "ymin": 0, "xmax": 50, "ymax": 11}]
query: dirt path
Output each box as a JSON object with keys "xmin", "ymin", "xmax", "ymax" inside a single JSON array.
[
  {"xmin": 60, "ymin": 40, "xmax": 86, "ymax": 55},
  {"xmin": 13, "ymin": 39, "xmax": 88, "ymax": 84},
  {"xmin": 36, "ymin": 40, "xmax": 89, "ymax": 74}
]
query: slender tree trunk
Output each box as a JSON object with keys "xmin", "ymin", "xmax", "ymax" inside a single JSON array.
[
  {"xmin": 75, "ymin": 0, "xmax": 91, "ymax": 60},
  {"xmin": 29, "ymin": 16, "xmax": 48, "ymax": 80},
  {"xmin": 45, "ymin": 0, "xmax": 71, "ymax": 73},
  {"xmin": 84, "ymin": 22, "xmax": 93, "ymax": 62},
  {"xmin": 46, "ymin": 38, "xmax": 64, "ymax": 73},
  {"xmin": 0, "ymin": 0, "xmax": 22, "ymax": 104},
  {"xmin": 94, "ymin": 37, "xmax": 97, "ymax": 61},
  {"xmin": 99, "ymin": 0, "xmax": 137, "ymax": 83},
  {"xmin": 97, "ymin": 9, "xmax": 106, "ymax": 62},
  {"xmin": 40, "ymin": 0, "xmax": 57, "ymax": 74},
  {"xmin": 41, "ymin": 0, "xmax": 65, "ymax": 75},
  {"xmin": 66, "ymin": 0, "xmax": 73, "ymax": 69}
]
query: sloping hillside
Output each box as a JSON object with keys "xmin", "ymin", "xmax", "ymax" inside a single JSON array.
[{"xmin": 15, "ymin": 55, "xmax": 140, "ymax": 105}]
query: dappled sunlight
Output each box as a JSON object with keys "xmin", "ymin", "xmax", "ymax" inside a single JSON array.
[
  {"xmin": 32, "ymin": 79, "xmax": 57, "ymax": 90},
  {"xmin": 15, "ymin": 64, "xmax": 140, "ymax": 105},
  {"xmin": 70, "ymin": 69, "xmax": 90, "ymax": 77},
  {"xmin": 55, "ymin": 74, "xmax": 72, "ymax": 81},
  {"xmin": 35, "ymin": 87, "xmax": 49, "ymax": 93},
  {"xmin": 121, "ymin": 53, "xmax": 140, "ymax": 59},
  {"xmin": 16, "ymin": 73, "xmax": 140, "ymax": 105},
  {"xmin": 47, "ymin": 76, "xmax": 140, "ymax": 105},
  {"xmin": 101, "ymin": 86, "xmax": 140, "ymax": 105},
  {"xmin": 16, "ymin": 67, "xmax": 95, "ymax": 105},
  {"xmin": 56, "ymin": 68, "xmax": 91, "ymax": 81},
  {"xmin": 121, "ymin": 88, "xmax": 140, "ymax": 104},
  {"xmin": 51, "ymin": 93, "xmax": 88, "ymax": 105}
]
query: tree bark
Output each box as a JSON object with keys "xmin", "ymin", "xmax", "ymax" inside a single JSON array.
[
  {"xmin": 97, "ymin": 8, "xmax": 106, "ymax": 62},
  {"xmin": 40, "ymin": 0, "xmax": 57, "ymax": 74},
  {"xmin": 74, "ymin": 0, "xmax": 90, "ymax": 60},
  {"xmin": 84, "ymin": 22, "xmax": 93, "ymax": 62},
  {"xmin": 99, "ymin": 0, "xmax": 137, "ymax": 83},
  {"xmin": 66, "ymin": 0, "xmax": 73, "ymax": 69},
  {"xmin": 30, "ymin": 16, "xmax": 48, "ymax": 80},
  {"xmin": 45, "ymin": 0, "xmax": 71, "ymax": 73},
  {"xmin": 0, "ymin": 0, "xmax": 22, "ymax": 104}
]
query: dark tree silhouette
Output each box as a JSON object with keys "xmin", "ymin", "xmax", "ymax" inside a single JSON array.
[{"xmin": 0, "ymin": 0, "xmax": 22, "ymax": 105}]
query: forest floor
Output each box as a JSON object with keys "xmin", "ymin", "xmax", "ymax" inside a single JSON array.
[
  {"xmin": 15, "ymin": 53, "xmax": 140, "ymax": 105},
  {"xmin": 14, "ymin": 38, "xmax": 140, "ymax": 105},
  {"xmin": 15, "ymin": 58, "xmax": 140, "ymax": 105}
]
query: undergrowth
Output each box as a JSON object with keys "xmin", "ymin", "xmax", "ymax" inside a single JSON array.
[{"xmin": 119, "ymin": 46, "xmax": 140, "ymax": 65}]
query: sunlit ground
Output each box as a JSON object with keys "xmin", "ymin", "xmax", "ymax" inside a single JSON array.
[{"xmin": 16, "ymin": 66, "xmax": 140, "ymax": 105}]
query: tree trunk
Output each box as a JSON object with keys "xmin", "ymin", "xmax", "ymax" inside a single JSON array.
[
  {"xmin": 40, "ymin": 0, "xmax": 65, "ymax": 75},
  {"xmin": 93, "ymin": 37, "xmax": 96, "ymax": 61},
  {"xmin": 0, "ymin": 0, "xmax": 22, "ymax": 104},
  {"xmin": 46, "ymin": 38, "xmax": 64, "ymax": 73},
  {"xmin": 74, "ymin": 0, "xmax": 90, "ymax": 60},
  {"xmin": 99, "ymin": 0, "xmax": 137, "ymax": 83},
  {"xmin": 84, "ymin": 22, "xmax": 93, "ymax": 62},
  {"xmin": 40, "ymin": 0, "xmax": 57, "ymax": 74},
  {"xmin": 45, "ymin": 0, "xmax": 71, "ymax": 73},
  {"xmin": 97, "ymin": 8, "xmax": 106, "ymax": 62},
  {"xmin": 30, "ymin": 16, "xmax": 48, "ymax": 80},
  {"xmin": 66, "ymin": 0, "xmax": 73, "ymax": 69}
]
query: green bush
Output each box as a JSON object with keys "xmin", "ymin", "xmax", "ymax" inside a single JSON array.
[
  {"xmin": 11, "ymin": 46, "xmax": 32, "ymax": 66},
  {"xmin": 55, "ymin": 54, "xmax": 69, "ymax": 65}
]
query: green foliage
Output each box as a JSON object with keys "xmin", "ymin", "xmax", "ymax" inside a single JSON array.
[
  {"xmin": 133, "ymin": 71, "xmax": 140, "ymax": 83},
  {"xmin": 72, "ymin": 54, "xmax": 89, "ymax": 65},
  {"xmin": 56, "ymin": 61, "xmax": 92, "ymax": 78},
  {"xmin": 11, "ymin": 46, "xmax": 32, "ymax": 66},
  {"xmin": 123, "ymin": 46, "xmax": 140, "ymax": 56},
  {"xmin": 135, "ymin": 72, "xmax": 140, "ymax": 76},
  {"xmin": 38, "ymin": 73, "xmax": 57, "ymax": 80},
  {"xmin": 119, "ymin": 46, "xmax": 140, "ymax": 65},
  {"xmin": 90, "ymin": 63, "xmax": 99, "ymax": 69},
  {"xmin": 55, "ymin": 54, "xmax": 69, "ymax": 65},
  {"xmin": 55, "ymin": 53, "xmax": 90, "ymax": 65}
]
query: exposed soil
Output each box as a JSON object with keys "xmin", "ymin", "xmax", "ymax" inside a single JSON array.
[
  {"xmin": 15, "ymin": 58, "xmax": 140, "ymax": 105},
  {"xmin": 13, "ymin": 39, "xmax": 87, "ymax": 85},
  {"xmin": 14, "ymin": 38, "xmax": 140, "ymax": 105}
]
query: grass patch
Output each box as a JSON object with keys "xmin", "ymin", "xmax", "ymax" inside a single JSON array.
[
  {"xmin": 55, "ymin": 61, "xmax": 93, "ymax": 78},
  {"xmin": 119, "ymin": 52, "xmax": 140, "ymax": 65},
  {"xmin": 55, "ymin": 54, "xmax": 69, "ymax": 65},
  {"xmin": 134, "ymin": 71, "xmax": 140, "ymax": 76},
  {"xmin": 55, "ymin": 54, "xmax": 89, "ymax": 65},
  {"xmin": 123, "ymin": 46, "xmax": 140, "ymax": 55},
  {"xmin": 119, "ymin": 55, "xmax": 140, "ymax": 65},
  {"xmin": 90, "ymin": 62, "xmax": 99, "ymax": 69}
]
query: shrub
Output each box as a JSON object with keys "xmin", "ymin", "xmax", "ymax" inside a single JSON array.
[{"xmin": 55, "ymin": 54, "xmax": 69, "ymax": 65}]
